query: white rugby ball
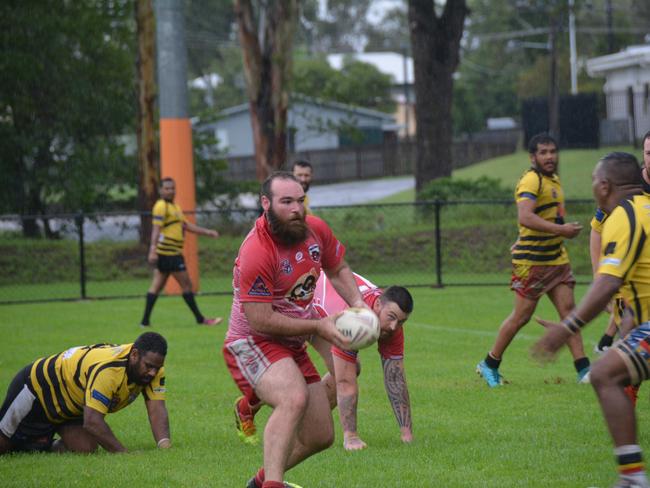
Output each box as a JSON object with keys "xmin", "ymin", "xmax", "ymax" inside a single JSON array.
[{"xmin": 335, "ymin": 307, "xmax": 380, "ymax": 350}]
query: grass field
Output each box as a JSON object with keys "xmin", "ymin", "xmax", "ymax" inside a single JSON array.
[
  {"xmin": 377, "ymin": 144, "xmax": 636, "ymax": 204},
  {"xmin": 0, "ymin": 285, "xmax": 644, "ymax": 487}
]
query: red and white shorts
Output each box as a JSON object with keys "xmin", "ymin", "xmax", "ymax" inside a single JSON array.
[
  {"xmin": 510, "ymin": 263, "xmax": 575, "ymax": 300},
  {"xmin": 223, "ymin": 336, "xmax": 321, "ymax": 405}
]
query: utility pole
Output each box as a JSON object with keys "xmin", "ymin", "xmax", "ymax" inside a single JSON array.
[
  {"xmin": 568, "ymin": 0, "xmax": 578, "ymax": 95},
  {"xmin": 606, "ymin": 0, "xmax": 614, "ymax": 53},
  {"xmin": 155, "ymin": 0, "xmax": 200, "ymax": 293},
  {"xmin": 548, "ymin": 12, "xmax": 560, "ymax": 141}
]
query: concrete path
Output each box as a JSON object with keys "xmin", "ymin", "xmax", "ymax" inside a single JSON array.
[{"xmin": 309, "ymin": 176, "xmax": 414, "ymax": 207}]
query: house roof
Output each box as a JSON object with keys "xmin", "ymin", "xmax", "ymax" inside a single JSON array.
[
  {"xmin": 327, "ymin": 51, "xmax": 414, "ymax": 85},
  {"xmin": 217, "ymin": 94, "xmax": 395, "ymax": 122},
  {"xmin": 586, "ymin": 44, "xmax": 650, "ymax": 76}
]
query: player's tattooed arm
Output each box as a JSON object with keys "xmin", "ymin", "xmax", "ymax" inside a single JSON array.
[
  {"xmin": 382, "ymin": 357, "xmax": 412, "ymax": 441},
  {"xmin": 338, "ymin": 392, "xmax": 358, "ymax": 433}
]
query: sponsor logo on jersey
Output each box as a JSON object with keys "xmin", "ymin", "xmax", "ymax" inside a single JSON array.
[
  {"xmin": 280, "ymin": 258, "xmax": 293, "ymax": 275},
  {"xmin": 295, "ymin": 251, "xmax": 304, "ymax": 263},
  {"xmin": 248, "ymin": 276, "xmax": 272, "ymax": 297},
  {"xmin": 552, "ymin": 188, "xmax": 557, "ymax": 199},
  {"xmin": 604, "ymin": 242, "xmax": 617, "ymax": 255},
  {"xmin": 91, "ymin": 389, "xmax": 111, "ymax": 407},
  {"xmin": 287, "ymin": 269, "xmax": 319, "ymax": 307},
  {"xmin": 308, "ymin": 244, "xmax": 321, "ymax": 263}
]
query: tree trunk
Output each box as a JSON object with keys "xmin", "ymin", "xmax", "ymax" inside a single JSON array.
[
  {"xmin": 408, "ymin": 0, "xmax": 468, "ymax": 194},
  {"xmin": 136, "ymin": 0, "xmax": 158, "ymax": 244},
  {"xmin": 235, "ymin": 0, "xmax": 298, "ymax": 182}
]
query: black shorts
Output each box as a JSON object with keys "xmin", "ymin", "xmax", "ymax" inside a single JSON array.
[
  {"xmin": 157, "ymin": 254, "xmax": 186, "ymax": 273},
  {"xmin": 0, "ymin": 364, "xmax": 73, "ymax": 452}
]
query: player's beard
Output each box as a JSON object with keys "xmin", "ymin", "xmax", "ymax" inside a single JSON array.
[
  {"xmin": 267, "ymin": 205, "xmax": 308, "ymax": 246},
  {"xmin": 302, "ymin": 181, "xmax": 310, "ymax": 192}
]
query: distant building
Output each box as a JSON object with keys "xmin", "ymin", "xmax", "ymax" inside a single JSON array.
[
  {"xmin": 586, "ymin": 44, "xmax": 650, "ymax": 144},
  {"xmin": 328, "ymin": 52, "xmax": 415, "ymax": 139},
  {"xmin": 200, "ymin": 95, "xmax": 397, "ymax": 158}
]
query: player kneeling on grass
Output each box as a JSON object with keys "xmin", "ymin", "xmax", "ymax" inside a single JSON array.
[
  {"xmin": 0, "ymin": 332, "xmax": 170, "ymax": 454},
  {"xmin": 533, "ymin": 153, "xmax": 650, "ymax": 488}
]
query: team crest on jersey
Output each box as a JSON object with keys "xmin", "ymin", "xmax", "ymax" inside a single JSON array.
[
  {"xmin": 604, "ymin": 242, "xmax": 617, "ymax": 255},
  {"xmin": 295, "ymin": 251, "xmax": 304, "ymax": 263},
  {"xmin": 287, "ymin": 268, "xmax": 319, "ymax": 307},
  {"xmin": 248, "ymin": 276, "xmax": 272, "ymax": 296},
  {"xmin": 280, "ymin": 258, "xmax": 293, "ymax": 275},
  {"xmin": 308, "ymin": 244, "xmax": 321, "ymax": 263},
  {"xmin": 552, "ymin": 188, "xmax": 557, "ymax": 198}
]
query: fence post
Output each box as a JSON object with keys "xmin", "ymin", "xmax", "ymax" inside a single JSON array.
[
  {"xmin": 435, "ymin": 200, "xmax": 443, "ymax": 287},
  {"xmin": 76, "ymin": 212, "xmax": 87, "ymax": 299}
]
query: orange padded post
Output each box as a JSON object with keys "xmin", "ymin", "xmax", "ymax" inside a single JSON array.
[{"xmin": 160, "ymin": 118, "xmax": 199, "ymax": 294}]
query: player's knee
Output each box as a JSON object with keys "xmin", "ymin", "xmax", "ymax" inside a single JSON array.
[
  {"xmin": 278, "ymin": 387, "xmax": 309, "ymax": 416},
  {"xmin": 589, "ymin": 360, "xmax": 617, "ymax": 390}
]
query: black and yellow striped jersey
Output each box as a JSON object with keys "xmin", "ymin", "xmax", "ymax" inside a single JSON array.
[
  {"xmin": 27, "ymin": 343, "xmax": 166, "ymax": 423},
  {"xmin": 152, "ymin": 199, "xmax": 186, "ymax": 256},
  {"xmin": 599, "ymin": 194, "xmax": 650, "ymax": 324},
  {"xmin": 512, "ymin": 168, "xmax": 569, "ymax": 266}
]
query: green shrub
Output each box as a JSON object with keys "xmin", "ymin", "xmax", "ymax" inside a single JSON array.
[{"xmin": 419, "ymin": 176, "xmax": 511, "ymax": 201}]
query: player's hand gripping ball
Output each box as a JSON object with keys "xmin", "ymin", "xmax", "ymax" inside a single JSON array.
[{"xmin": 335, "ymin": 307, "xmax": 380, "ymax": 350}]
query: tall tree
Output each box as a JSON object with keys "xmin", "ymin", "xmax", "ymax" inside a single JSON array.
[
  {"xmin": 0, "ymin": 0, "xmax": 135, "ymax": 236},
  {"xmin": 136, "ymin": 0, "xmax": 158, "ymax": 244},
  {"xmin": 408, "ymin": 0, "xmax": 468, "ymax": 193},
  {"xmin": 234, "ymin": 0, "xmax": 299, "ymax": 181}
]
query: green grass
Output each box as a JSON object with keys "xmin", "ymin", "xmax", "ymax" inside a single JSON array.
[
  {"xmin": 0, "ymin": 285, "xmax": 641, "ymax": 487},
  {"xmin": 374, "ymin": 145, "xmax": 637, "ymax": 203}
]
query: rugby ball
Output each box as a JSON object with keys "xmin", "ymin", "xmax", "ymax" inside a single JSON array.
[{"xmin": 335, "ymin": 307, "xmax": 380, "ymax": 350}]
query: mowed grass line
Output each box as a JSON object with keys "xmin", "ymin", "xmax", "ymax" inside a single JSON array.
[{"xmin": 0, "ymin": 286, "xmax": 645, "ymax": 487}]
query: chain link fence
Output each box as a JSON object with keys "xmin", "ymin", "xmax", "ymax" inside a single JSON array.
[{"xmin": 0, "ymin": 199, "xmax": 598, "ymax": 305}]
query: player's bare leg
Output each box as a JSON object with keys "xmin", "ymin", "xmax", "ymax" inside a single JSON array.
[
  {"xmin": 491, "ymin": 293, "xmax": 538, "ymax": 359},
  {"xmin": 547, "ymin": 283, "xmax": 590, "ymax": 382},
  {"xmin": 148, "ymin": 269, "xmax": 169, "ymax": 294},
  {"xmin": 591, "ymin": 350, "xmax": 648, "ymax": 486},
  {"xmin": 57, "ymin": 424, "xmax": 99, "ymax": 453},
  {"xmin": 284, "ymin": 380, "xmax": 335, "ymax": 470},
  {"xmin": 172, "ymin": 270, "xmax": 221, "ymax": 326},
  {"xmin": 255, "ymin": 358, "xmax": 310, "ymax": 484}
]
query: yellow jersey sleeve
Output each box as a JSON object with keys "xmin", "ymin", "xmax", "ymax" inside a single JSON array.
[
  {"xmin": 143, "ymin": 367, "xmax": 166, "ymax": 401},
  {"xmin": 515, "ymin": 171, "xmax": 541, "ymax": 203},
  {"xmin": 152, "ymin": 200, "xmax": 166, "ymax": 227},
  {"xmin": 85, "ymin": 367, "xmax": 123, "ymax": 414},
  {"xmin": 598, "ymin": 204, "xmax": 637, "ymax": 279},
  {"xmin": 590, "ymin": 208, "xmax": 608, "ymax": 233}
]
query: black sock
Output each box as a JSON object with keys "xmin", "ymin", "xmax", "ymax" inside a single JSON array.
[
  {"xmin": 182, "ymin": 292, "xmax": 204, "ymax": 323},
  {"xmin": 574, "ymin": 356, "xmax": 590, "ymax": 373},
  {"xmin": 485, "ymin": 353, "xmax": 501, "ymax": 370},
  {"xmin": 141, "ymin": 293, "xmax": 158, "ymax": 325},
  {"xmin": 598, "ymin": 333, "xmax": 615, "ymax": 349}
]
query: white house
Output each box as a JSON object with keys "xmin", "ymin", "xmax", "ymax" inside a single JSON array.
[
  {"xmin": 586, "ymin": 44, "xmax": 650, "ymax": 143},
  {"xmin": 200, "ymin": 95, "xmax": 397, "ymax": 158}
]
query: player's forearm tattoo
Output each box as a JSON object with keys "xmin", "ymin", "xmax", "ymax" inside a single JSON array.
[
  {"xmin": 337, "ymin": 393, "xmax": 358, "ymax": 433},
  {"xmin": 382, "ymin": 357, "xmax": 411, "ymax": 429}
]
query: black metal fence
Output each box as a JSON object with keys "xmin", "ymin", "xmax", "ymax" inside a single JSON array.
[{"xmin": 0, "ymin": 198, "xmax": 600, "ymax": 305}]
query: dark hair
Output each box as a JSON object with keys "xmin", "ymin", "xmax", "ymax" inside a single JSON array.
[
  {"xmin": 260, "ymin": 171, "xmax": 299, "ymax": 200},
  {"xmin": 598, "ymin": 152, "xmax": 642, "ymax": 187},
  {"xmin": 528, "ymin": 133, "xmax": 558, "ymax": 154},
  {"xmin": 292, "ymin": 160, "xmax": 313, "ymax": 171},
  {"xmin": 134, "ymin": 332, "xmax": 168, "ymax": 356},
  {"xmin": 380, "ymin": 286, "xmax": 414, "ymax": 314},
  {"xmin": 160, "ymin": 177, "xmax": 175, "ymax": 187}
]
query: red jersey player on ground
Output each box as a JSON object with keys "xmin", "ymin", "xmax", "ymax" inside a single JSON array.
[
  {"xmin": 313, "ymin": 271, "xmax": 413, "ymax": 450},
  {"xmin": 222, "ymin": 172, "xmax": 365, "ymax": 488}
]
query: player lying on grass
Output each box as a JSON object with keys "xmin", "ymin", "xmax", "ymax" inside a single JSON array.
[
  {"xmin": 0, "ymin": 332, "xmax": 170, "ymax": 454},
  {"xmin": 234, "ymin": 271, "xmax": 414, "ymax": 451},
  {"xmin": 533, "ymin": 152, "xmax": 650, "ymax": 488}
]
